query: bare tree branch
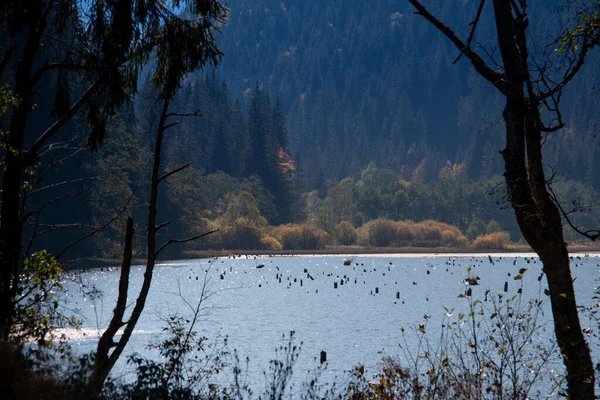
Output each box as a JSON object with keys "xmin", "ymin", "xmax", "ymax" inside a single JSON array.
[
  {"xmin": 454, "ymin": 0, "xmax": 487, "ymax": 64},
  {"xmin": 24, "ymin": 189, "xmax": 84, "ymax": 256},
  {"xmin": 156, "ymin": 221, "xmax": 171, "ymax": 232},
  {"xmin": 55, "ymin": 189, "xmax": 135, "ymax": 259},
  {"xmin": 536, "ymin": 35, "xmax": 597, "ymax": 100},
  {"xmin": 162, "ymin": 121, "xmax": 179, "ymax": 131},
  {"xmin": 166, "ymin": 110, "xmax": 201, "ymax": 118},
  {"xmin": 158, "ymin": 162, "xmax": 192, "ymax": 184},
  {"xmin": 155, "ymin": 230, "xmax": 218, "ymax": 258},
  {"xmin": 408, "ymin": 0, "xmax": 506, "ymax": 94},
  {"xmin": 35, "ymin": 223, "xmax": 99, "ymax": 236},
  {"xmin": 28, "ymin": 176, "xmax": 96, "ymax": 196},
  {"xmin": 38, "ymin": 143, "xmax": 85, "ymax": 171},
  {"xmin": 548, "ymin": 184, "xmax": 600, "ymax": 241}
]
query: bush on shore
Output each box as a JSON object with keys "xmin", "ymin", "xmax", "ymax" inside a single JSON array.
[
  {"xmin": 333, "ymin": 221, "xmax": 358, "ymax": 246},
  {"xmin": 274, "ymin": 224, "xmax": 329, "ymax": 250},
  {"xmin": 215, "ymin": 217, "xmax": 264, "ymax": 250},
  {"xmin": 472, "ymin": 231, "xmax": 511, "ymax": 249},
  {"xmin": 358, "ymin": 219, "xmax": 397, "ymax": 247},
  {"xmin": 358, "ymin": 219, "xmax": 466, "ymax": 248},
  {"xmin": 260, "ymin": 235, "xmax": 283, "ymax": 251}
]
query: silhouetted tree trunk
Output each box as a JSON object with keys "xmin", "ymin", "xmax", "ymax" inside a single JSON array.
[
  {"xmin": 0, "ymin": 14, "xmax": 45, "ymax": 339},
  {"xmin": 408, "ymin": 0, "xmax": 596, "ymax": 397},
  {"xmin": 86, "ymin": 100, "xmax": 215, "ymax": 396}
]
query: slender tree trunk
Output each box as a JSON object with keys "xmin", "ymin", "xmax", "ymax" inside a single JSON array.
[
  {"xmin": 0, "ymin": 22, "xmax": 44, "ymax": 340},
  {"xmin": 491, "ymin": 1, "xmax": 595, "ymax": 396},
  {"xmin": 86, "ymin": 217, "xmax": 134, "ymax": 396},
  {"xmin": 0, "ymin": 156, "xmax": 23, "ymax": 339},
  {"xmin": 87, "ymin": 100, "xmax": 169, "ymax": 395},
  {"xmin": 407, "ymin": 0, "xmax": 596, "ymax": 396}
]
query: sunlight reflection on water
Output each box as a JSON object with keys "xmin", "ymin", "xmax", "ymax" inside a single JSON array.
[{"xmin": 60, "ymin": 253, "xmax": 600, "ymax": 392}]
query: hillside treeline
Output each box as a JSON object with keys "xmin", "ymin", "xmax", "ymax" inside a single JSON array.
[{"xmin": 27, "ymin": 73, "xmax": 599, "ymax": 257}]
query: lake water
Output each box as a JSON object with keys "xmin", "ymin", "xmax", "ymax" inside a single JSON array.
[{"xmin": 60, "ymin": 253, "xmax": 600, "ymax": 393}]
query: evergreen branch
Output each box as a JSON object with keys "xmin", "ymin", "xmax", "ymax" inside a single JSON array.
[{"xmin": 25, "ymin": 76, "xmax": 105, "ymax": 160}]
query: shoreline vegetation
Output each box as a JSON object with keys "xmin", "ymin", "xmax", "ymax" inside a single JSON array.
[{"xmin": 76, "ymin": 242, "xmax": 600, "ymax": 268}]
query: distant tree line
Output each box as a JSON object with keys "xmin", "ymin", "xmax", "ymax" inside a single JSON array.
[{"xmin": 23, "ymin": 69, "xmax": 599, "ymax": 258}]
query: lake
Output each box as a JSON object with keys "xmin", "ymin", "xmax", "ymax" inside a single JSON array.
[{"xmin": 60, "ymin": 253, "xmax": 600, "ymax": 394}]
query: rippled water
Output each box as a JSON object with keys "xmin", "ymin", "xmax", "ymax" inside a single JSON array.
[{"xmin": 60, "ymin": 253, "xmax": 600, "ymax": 390}]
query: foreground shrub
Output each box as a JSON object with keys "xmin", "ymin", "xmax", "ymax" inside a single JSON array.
[
  {"xmin": 274, "ymin": 224, "xmax": 328, "ymax": 250},
  {"xmin": 108, "ymin": 315, "xmax": 226, "ymax": 399},
  {"xmin": 346, "ymin": 283, "xmax": 558, "ymax": 399},
  {"xmin": 333, "ymin": 221, "xmax": 358, "ymax": 246},
  {"xmin": 472, "ymin": 231, "xmax": 511, "ymax": 249}
]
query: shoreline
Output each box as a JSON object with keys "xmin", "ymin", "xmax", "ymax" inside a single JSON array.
[{"xmin": 68, "ymin": 243, "xmax": 600, "ymax": 269}]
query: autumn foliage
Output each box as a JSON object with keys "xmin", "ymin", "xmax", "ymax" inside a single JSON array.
[
  {"xmin": 358, "ymin": 219, "xmax": 466, "ymax": 248},
  {"xmin": 274, "ymin": 224, "xmax": 329, "ymax": 250},
  {"xmin": 471, "ymin": 231, "xmax": 511, "ymax": 250}
]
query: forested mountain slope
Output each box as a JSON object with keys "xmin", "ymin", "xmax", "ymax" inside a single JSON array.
[{"xmin": 212, "ymin": 0, "xmax": 600, "ymax": 188}]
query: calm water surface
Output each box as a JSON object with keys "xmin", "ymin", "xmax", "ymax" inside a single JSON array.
[{"xmin": 61, "ymin": 253, "xmax": 600, "ymax": 388}]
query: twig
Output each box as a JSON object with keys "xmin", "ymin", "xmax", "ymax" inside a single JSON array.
[
  {"xmin": 454, "ymin": 0, "xmax": 486, "ymax": 64},
  {"xmin": 548, "ymin": 184, "xmax": 600, "ymax": 241},
  {"xmin": 55, "ymin": 189, "xmax": 136, "ymax": 259},
  {"xmin": 28, "ymin": 177, "xmax": 96, "ymax": 196}
]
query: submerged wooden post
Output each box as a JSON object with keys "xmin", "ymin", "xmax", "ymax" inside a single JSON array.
[{"xmin": 320, "ymin": 350, "xmax": 327, "ymax": 364}]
